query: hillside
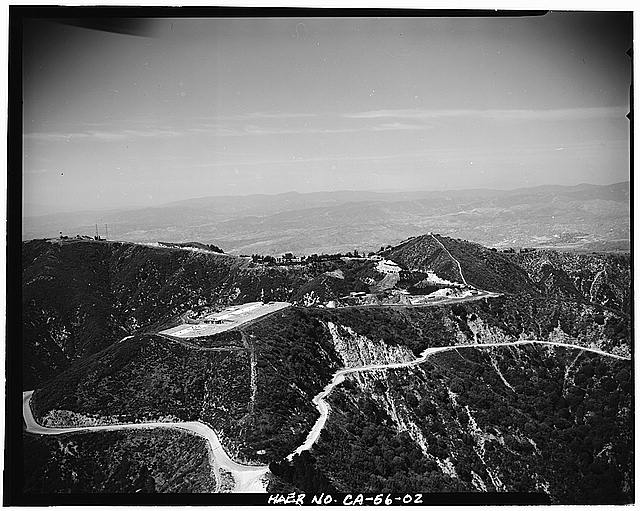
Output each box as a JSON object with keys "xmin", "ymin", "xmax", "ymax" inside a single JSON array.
[
  {"xmin": 292, "ymin": 344, "xmax": 632, "ymax": 503},
  {"xmin": 513, "ymin": 250, "xmax": 631, "ymax": 315},
  {"xmin": 21, "ymin": 234, "xmax": 631, "ymax": 499},
  {"xmin": 31, "ymin": 289, "xmax": 630, "ymax": 467},
  {"xmin": 23, "ymin": 237, "xmax": 630, "ymax": 393},
  {"xmin": 382, "ymin": 234, "xmax": 538, "ymax": 294},
  {"xmin": 22, "ymin": 239, "xmax": 250, "ymax": 388},
  {"xmin": 22, "ymin": 239, "xmax": 379, "ymax": 388},
  {"xmin": 30, "ymin": 312, "xmax": 342, "ymax": 464},
  {"xmin": 23, "ymin": 428, "xmax": 215, "ymax": 493}
]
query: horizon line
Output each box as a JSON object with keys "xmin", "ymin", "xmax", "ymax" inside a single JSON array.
[{"xmin": 23, "ymin": 179, "xmax": 630, "ymax": 218}]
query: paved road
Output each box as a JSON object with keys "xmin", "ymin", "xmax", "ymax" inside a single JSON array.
[
  {"xmin": 287, "ymin": 338, "xmax": 630, "ymax": 460},
  {"xmin": 22, "ymin": 391, "xmax": 268, "ymax": 493},
  {"xmin": 311, "ymin": 289, "xmax": 501, "ymax": 311},
  {"xmin": 26, "ymin": 269, "xmax": 629, "ymax": 492}
]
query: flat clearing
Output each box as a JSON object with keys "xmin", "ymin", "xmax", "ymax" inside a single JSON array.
[{"xmin": 160, "ymin": 301, "xmax": 291, "ymax": 338}]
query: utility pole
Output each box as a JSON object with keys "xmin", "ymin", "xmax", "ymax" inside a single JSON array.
[{"xmin": 105, "ymin": 224, "xmax": 109, "ymax": 240}]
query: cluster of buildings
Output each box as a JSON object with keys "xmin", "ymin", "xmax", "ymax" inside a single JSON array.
[
  {"xmin": 58, "ymin": 224, "xmax": 109, "ymax": 242},
  {"xmin": 248, "ymin": 251, "xmax": 374, "ymax": 266},
  {"xmin": 495, "ymin": 247, "xmax": 538, "ymax": 254},
  {"xmin": 57, "ymin": 233, "xmax": 105, "ymax": 241}
]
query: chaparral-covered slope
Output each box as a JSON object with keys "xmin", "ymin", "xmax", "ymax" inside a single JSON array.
[
  {"xmin": 22, "ymin": 239, "xmax": 381, "ymax": 388},
  {"xmin": 513, "ymin": 250, "xmax": 631, "ymax": 315},
  {"xmin": 22, "ymin": 233, "xmax": 632, "ymax": 500},
  {"xmin": 23, "ymin": 428, "xmax": 216, "ymax": 493},
  {"xmin": 382, "ymin": 234, "xmax": 538, "ymax": 294},
  {"xmin": 274, "ymin": 344, "xmax": 631, "ymax": 504}
]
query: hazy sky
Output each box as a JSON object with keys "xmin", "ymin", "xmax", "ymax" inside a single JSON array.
[{"xmin": 23, "ymin": 12, "xmax": 631, "ymax": 215}]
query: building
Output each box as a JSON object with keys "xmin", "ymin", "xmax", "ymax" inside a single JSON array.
[{"xmin": 377, "ymin": 259, "xmax": 401, "ymax": 274}]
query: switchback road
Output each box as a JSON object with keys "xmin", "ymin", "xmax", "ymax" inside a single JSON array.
[
  {"xmin": 287, "ymin": 338, "xmax": 630, "ymax": 460},
  {"xmin": 22, "ymin": 391, "xmax": 268, "ymax": 493}
]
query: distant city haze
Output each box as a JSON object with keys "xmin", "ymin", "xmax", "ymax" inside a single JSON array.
[{"xmin": 23, "ymin": 13, "xmax": 631, "ymax": 216}]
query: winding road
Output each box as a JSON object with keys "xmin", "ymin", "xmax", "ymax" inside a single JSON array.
[
  {"xmin": 23, "ymin": 248, "xmax": 630, "ymax": 493},
  {"xmin": 22, "ymin": 390, "xmax": 268, "ymax": 493},
  {"xmin": 24, "ymin": 334, "xmax": 630, "ymax": 492},
  {"xmin": 286, "ymin": 339, "xmax": 630, "ymax": 460}
]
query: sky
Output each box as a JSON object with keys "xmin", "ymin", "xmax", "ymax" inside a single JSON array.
[{"xmin": 22, "ymin": 12, "xmax": 632, "ymax": 215}]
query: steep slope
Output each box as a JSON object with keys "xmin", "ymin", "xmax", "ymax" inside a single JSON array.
[
  {"xmin": 382, "ymin": 234, "xmax": 538, "ymax": 294},
  {"xmin": 22, "ymin": 239, "xmax": 246, "ymax": 388},
  {"xmin": 30, "ymin": 312, "xmax": 345, "ymax": 465},
  {"xmin": 434, "ymin": 235, "xmax": 538, "ymax": 293},
  {"xmin": 22, "ymin": 239, "xmax": 378, "ymax": 388},
  {"xmin": 312, "ymin": 294, "xmax": 630, "ymax": 358},
  {"xmin": 381, "ymin": 235, "xmax": 462, "ymax": 283},
  {"xmin": 513, "ymin": 250, "xmax": 631, "ymax": 314},
  {"xmin": 29, "ymin": 334, "xmax": 253, "ymax": 459},
  {"xmin": 22, "ymin": 234, "xmax": 631, "ymax": 499},
  {"xmin": 279, "ymin": 344, "xmax": 632, "ymax": 503},
  {"xmin": 23, "ymin": 428, "xmax": 216, "ymax": 493},
  {"xmin": 32, "ymin": 291, "xmax": 631, "ymax": 469}
]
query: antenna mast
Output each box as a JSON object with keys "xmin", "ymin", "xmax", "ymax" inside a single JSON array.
[{"xmin": 95, "ymin": 224, "xmax": 99, "ymax": 239}]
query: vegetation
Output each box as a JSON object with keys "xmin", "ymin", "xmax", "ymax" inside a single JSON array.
[
  {"xmin": 32, "ymin": 287, "xmax": 630, "ymax": 465},
  {"xmin": 435, "ymin": 235, "xmax": 538, "ymax": 294},
  {"xmin": 381, "ymin": 235, "xmax": 461, "ymax": 283},
  {"xmin": 22, "ymin": 235, "xmax": 632, "ymax": 500},
  {"xmin": 299, "ymin": 345, "xmax": 632, "ymax": 503},
  {"xmin": 240, "ymin": 308, "xmax": 343, "ymax": 461},
  {"xmin": 514, "ymin": 250, "xmax": 631, "ymax": 315},
  {"xmin": 269, "ymin": 451, "xmax": 334, "ymax": 493},
  {"xmin": 30, "ymin": 335, "xmax": 252, "ymax": 460},
  {"xmin": 22, "ymin": 240, "xmax": 379, "ymax": 387},
  {"xmin": 23, "ymin": 428, "xmax": 215, "ymax": 493},
  {"xmin": 463, "ymin": 294, "xmax": 631, "ymax": 356},
  {"xmin": 381, "ymin": 234, "xmax": 539, "ymax": 294}
]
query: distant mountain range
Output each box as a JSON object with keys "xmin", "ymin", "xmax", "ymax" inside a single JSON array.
[{"xmin": 23, "ymin": 181, "xmax": 630, "ymax": 254}]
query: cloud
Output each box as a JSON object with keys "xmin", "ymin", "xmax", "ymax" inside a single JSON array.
[
  {"xmin": 190, "ymin": 112, "xmax": 319, "ymax": 122},
  {"xmin": 370, "ymin": 122, "xmax": 428, "ymax": 131},
  {"xmin": 212, "ymin": 121, "xmax": 428, "ymax": 137},
  {"xmin": 25, "ymin": 128, "xmax": 182, "ymax": 142},
  {"xmin": 23, "ymin": 105, "xmax": 629, "ymax": 144},
  {"xmin": 185, "ymin": 152, "xmax": 424, "ymax": 169},
  {"xmin": 21, "ymin": 112, "xmax": 432, "ymax": 143},
  {"xmin": 344, "ymin": 106, "xmax": 628, "ymax": 121}
]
